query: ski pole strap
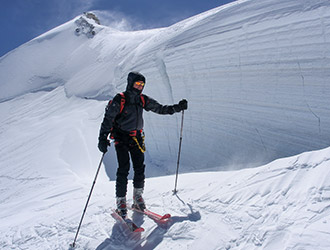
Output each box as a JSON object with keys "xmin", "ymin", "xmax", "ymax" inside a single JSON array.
[{"xmin": 132, "ymin": 135, "xmax": 146, "ymax": 153}]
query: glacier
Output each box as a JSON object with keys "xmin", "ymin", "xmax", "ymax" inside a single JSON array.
[{"xmin": 0, "ymin": 0, "xmax": 330, "ymax": 249}]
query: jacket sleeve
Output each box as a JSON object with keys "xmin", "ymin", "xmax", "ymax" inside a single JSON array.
[
  {"xmin": 98, "ymin": 94, "xmax": 121, "ymax": 140},
  {"xmin": 143, "ymin": 95, "xmax": 181, "ymax": 115}
]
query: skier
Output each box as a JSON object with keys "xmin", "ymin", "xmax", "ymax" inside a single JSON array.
[{"xmin": 98, "ymin": 71, "xmax": 188, "ymax": 218}]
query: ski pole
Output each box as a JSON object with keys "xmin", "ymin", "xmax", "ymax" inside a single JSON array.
[
  {"xmin": 173, "ymin": 110, "xmax": 184, "ymax": 194},
  {"xmin": 70, "ymin": 152, "xmax": 105, "ymax": 248}
]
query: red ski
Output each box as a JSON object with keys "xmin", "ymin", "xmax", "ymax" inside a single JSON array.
[
  {"xmin": 129, "ymin": 205, "xmax": 171, "ymax": 223},
  {"xmin": 111, "ymin": 209, "xmax": 144, "ymax": 232}
]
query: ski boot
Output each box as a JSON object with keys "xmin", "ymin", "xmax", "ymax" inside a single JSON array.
[
  {"xmin": 133, "ymin": 188, "xmax": 146, "ymax": 211},
  {"xmin": 116, "ymin": 196, "xmax": 127, "ymax": 218}
]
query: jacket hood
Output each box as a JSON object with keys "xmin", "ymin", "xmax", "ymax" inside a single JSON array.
[{"xmin": 126, "ymin": 71, "xmax": 146, "ymax": 94}]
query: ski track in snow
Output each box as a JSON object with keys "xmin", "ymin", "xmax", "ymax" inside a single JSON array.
[{"xmin": 1, "ymin": 0, "xmax": 330, "ymax": 249}]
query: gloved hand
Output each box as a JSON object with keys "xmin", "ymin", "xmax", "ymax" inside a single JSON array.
[
  {"xmin": 98, "ymin": 138, "xmax": 110, "ymax": 153},
  {"xmin": 178, "ymin": 99, "xmax": 188, "ymax": 111}
]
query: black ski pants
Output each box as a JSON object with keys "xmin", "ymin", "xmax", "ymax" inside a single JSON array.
[{"xmin": 115, "ymin": 137, "xmax": 145, "ymax": 197}]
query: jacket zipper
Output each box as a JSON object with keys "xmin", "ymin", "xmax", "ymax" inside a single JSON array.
[{"xmin": 135, "ymin": 104, "xmax": 139, "ymax": 130}]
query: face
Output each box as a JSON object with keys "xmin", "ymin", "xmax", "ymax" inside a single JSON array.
[{"xmin": 133, "ymin": 81, "xmax": 145, "ymax": 91}]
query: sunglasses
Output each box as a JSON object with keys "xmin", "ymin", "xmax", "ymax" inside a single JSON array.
[{"xmin": 135, "ymin": 81, "xmax": 145, "ymax": 86}]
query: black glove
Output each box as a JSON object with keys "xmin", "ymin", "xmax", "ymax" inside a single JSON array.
[
  {"xmin": 178, "ymin": 99, "xmax": 188, "ymax": 111},
  {"xmin": 98, "ymin": 138, "xmax": 110, "ymax": 153}
]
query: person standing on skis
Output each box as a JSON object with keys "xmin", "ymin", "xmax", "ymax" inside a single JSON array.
[{"xmin": 98, "ymin": 71, "xmax": 188, "ymax": 218}]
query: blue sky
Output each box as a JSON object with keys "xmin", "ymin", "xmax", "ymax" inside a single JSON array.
[{"xmin": 2, "ymin": 0, "xmax": 235, "ymax": 57}]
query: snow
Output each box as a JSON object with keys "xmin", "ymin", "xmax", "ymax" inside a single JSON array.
[{"xmin": 0, "ymin": 0, "xmax": 330, "ymax": 249}]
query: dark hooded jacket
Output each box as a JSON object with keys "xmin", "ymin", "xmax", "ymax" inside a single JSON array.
[{"xmin": 99, "ymin": 72, "xmax": 181, "ymax": 141}]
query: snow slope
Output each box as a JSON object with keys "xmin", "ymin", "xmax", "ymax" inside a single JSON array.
[
  {"xmin": 1, "ymin": 143, "xmax": 330, "ymax": 249},
  {"xmin": 1, "ymin": 0, "xmax": 330, "ymax": 249},
  {"xmin": 1, "ymin": 0, "xmax": 330, "ymax": 172}
]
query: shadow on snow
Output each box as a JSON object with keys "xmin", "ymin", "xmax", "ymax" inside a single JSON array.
[{"xmin": 96, "ymin": 194, "xmax": 201, "ymax": 250}]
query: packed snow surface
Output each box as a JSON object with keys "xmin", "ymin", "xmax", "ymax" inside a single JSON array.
[
  {"xmin": 0, "ymin": 0, "xmax": 330, "ymax": 249},
  {"xmin": 1, "ymin": 0, "xmax": 330, "ymax": 171}
]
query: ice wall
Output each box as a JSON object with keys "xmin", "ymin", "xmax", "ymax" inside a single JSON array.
[{"xmin": 138, "ymin": 0, "xmax": 330, "ymax": 171}]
